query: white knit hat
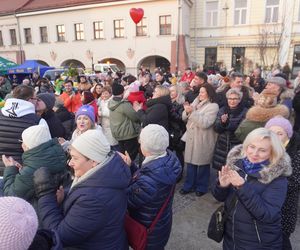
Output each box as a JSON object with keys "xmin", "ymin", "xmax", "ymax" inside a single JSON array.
[
  {"xmin": 139, "ymin": 124, "xmax": 169, "ymax": 155},
  {"xmin": 0, "ymin": 197, "xmax": 38, "ymax": 250},
  {"xmin": 22, "ymin": 124, "xmax": 52, "ymax": 150},
  {"xmin": 71, "ymin": 129, "xmax": 111, "ymax": 163}
]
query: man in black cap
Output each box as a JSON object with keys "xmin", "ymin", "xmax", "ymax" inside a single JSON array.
[
  {"xmin": 185, "ymin": 72, "xmax": 207, "ymax": 104},
  {"xmin": 108, "ymin": 83, "xmax": 141, "ymax": 160}
]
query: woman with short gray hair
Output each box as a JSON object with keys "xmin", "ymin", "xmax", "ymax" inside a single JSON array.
[
  {"xmin": 212, "ymin": 87, "xmax": 248, "ymax": 171},
  {"xmin": 225, "ymin": 87, "xmax": 243, "ymax": 100}
]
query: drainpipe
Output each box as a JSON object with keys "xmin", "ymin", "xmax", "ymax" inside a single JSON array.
[
  {"xmin": 15, "ymin": 13, "xmax": 24, "ymax": 63},
  {"xmin": 176, "ymin": 0, "xmax": 181, "ymax": 73}
]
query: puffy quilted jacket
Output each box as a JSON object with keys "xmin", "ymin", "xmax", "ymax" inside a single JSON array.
[{"xmin": 127, "ymin": 151, "xmax": 181, "ymax": 249}]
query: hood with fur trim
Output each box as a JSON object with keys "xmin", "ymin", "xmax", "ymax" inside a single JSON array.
[
  {"xmin": 245, "ymin": 104, "xmax": 289, "ymax": 122},
  {"xmin": 226, "ymin": 144, "xmax": 292, "ymax": 184}
]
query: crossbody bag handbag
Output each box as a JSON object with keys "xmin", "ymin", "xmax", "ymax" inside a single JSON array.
[
  {"xmin": 207, "ymin": 193, "xmax": 237, "ymax": 243},
  {"xmin": 125, "ymin": 185, "xmax": 175, "ymax": 250}
]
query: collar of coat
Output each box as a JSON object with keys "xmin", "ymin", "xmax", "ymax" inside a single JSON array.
[
  {"xmin": 245, "ymin": 104, "xmax": 289, "ymax": 122},
  {"xmin": 226, "ymin": 144, "xmax": 292, "ymax": 184}
]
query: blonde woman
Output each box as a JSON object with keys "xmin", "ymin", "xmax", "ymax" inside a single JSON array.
[{"xmin": 213, "ymin": 127, "xmax": 292, "ymax": 249}]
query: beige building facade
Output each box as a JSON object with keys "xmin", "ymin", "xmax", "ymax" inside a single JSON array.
[
  {"xmin": 0, "ymin": 0, "xmax": 193, "ymax": 74},
  {"xmin": 190, "ymin": 0, "xmax": 300, "ymax": 78}
]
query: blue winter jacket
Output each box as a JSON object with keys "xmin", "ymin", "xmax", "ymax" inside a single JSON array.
[
  {"xmin": 37, "ymin": 152, "xmax": 131, "ymax": 250},
  {"xmin": 212, "ymin": 145, "xmax": 292, "ymax": 250},
  {"xmin": 127, "ymin": 150, "xmax": 181, "ymax": 250}
]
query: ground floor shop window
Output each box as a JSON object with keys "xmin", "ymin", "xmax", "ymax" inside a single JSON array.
[{"xmin": 232, "ymin": 47, "xmax": 245, "ymax": 73}]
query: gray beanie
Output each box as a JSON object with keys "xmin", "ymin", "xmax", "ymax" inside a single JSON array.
[
  {"xmin": 139, "ymin": 124, "xmax": 169, "ymax": 155},
  {"xmin": 71, "ymin": 129, "xmax": 110, "ymax": 163},
  {"xmin": 37, "ymin": 93, "xmax": 56, "ymax": 110},
  {"xmin": 266, "ymin": 77, "xmax": 286, "ymax": 89}
]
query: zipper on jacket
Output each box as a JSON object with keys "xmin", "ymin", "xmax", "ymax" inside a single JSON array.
[
  {"xmin": 254, "ymin": 220, "xmax": 262, "ymax": 244},
  {"xmin": 232, "ymin": 199, "xmax": 238, "ymax": 250}
]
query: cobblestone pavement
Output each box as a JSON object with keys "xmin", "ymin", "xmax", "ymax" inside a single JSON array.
[{"xmin": 166, "ymin": 181, "xmax": 300, "ymax": 250}]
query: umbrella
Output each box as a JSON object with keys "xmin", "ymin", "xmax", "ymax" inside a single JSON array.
[{"xmin": 0, "ymin": 57, "xmax": 18, "ymax": 74}]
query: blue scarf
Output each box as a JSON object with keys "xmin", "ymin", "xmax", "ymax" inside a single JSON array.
[{"xmin": 242, "ymin": 158, "xmax": 269, "ymax": 174}]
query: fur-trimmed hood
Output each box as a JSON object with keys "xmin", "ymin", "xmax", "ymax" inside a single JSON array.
[
  {"xmin": 245, "ymin": 104, "xmax": 289, "ymax": 122},
  {"xmin": 226, "ymin": 144, "xmax": 292, "ymax": 184}
]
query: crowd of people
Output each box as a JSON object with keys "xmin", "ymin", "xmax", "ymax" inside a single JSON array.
[{"xmin": 0, "ymin": 64, "xmax": 299, "ymax": 249}]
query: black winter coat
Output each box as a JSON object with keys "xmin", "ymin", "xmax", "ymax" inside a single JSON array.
[
  {"xmin": 169, "ymin": 101, "xmax": 186, "ymax": 150},
  {"xmin": 292, "ymin": 90, "xmax": 300, "ymax": 131},
  {"xmin": 282, "ymin": 132, "xmax": 300, "ymax": 234},
  {"xmin": 212, "ymin": 104, "xmax": 247, "ymax": 170},
  {"xmin": 127, "ymin": 151, "xmax": 181, "ymax": 249},
  {"xmin": 41, "ymin": 110, "xmax": 66, "ymax": 138},
  {"xmin": 55, "ymin": 106, "xmax": 75, "ymax": 140},
  {"xmin": 185, "ymin": 86, "xmax": 200, "ymax": 104},
  {"xmin": 137, "ymin": 95, "xmax": 172, "ymax": 131},
  {"xmin": 0, "ymin": 112, "xmax": 40, "ymax": 175}
]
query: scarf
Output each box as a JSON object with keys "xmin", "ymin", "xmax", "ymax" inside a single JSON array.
[{"xmin": 242, "ymin": 157, "xmax": 269, "ymax": 174}]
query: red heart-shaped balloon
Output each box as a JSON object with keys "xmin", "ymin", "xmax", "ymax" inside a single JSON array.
[{"xmin": 130, "ymin": 8, "xmax": 144, "ymax": 24}]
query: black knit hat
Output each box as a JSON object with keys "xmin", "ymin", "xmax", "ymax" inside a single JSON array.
[
  {"xmin": 37, "ymin": 93, "xmax": 56, "ymax": 110},
  {"xmin": 112, "ymin": 83, "xmax": 124, "ymax": 96}
]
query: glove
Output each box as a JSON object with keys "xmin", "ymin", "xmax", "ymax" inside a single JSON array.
[{"xmin": 33, "ymin": 167, "xmax": 57, "ymax": 198}]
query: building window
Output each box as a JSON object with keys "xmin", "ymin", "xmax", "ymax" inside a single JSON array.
[
  {"xmin": 136, "ymin": 17, "xmax": 147, "ymax": 36},
  {"xmin": 114, "ymin": 19, "xmax": 124, "ymax": 38},
  {"xmin": 93, "ymin": 21, "xmax": 104, "ymax": 39},
  {"xmin": 56, "ymin": 25, "xmax": 65, "ymax": 42},
  {"xmin": 234, "ymin": 0, "xmax": 247, "ymax": 25},
  {"xmin": 265, "ymin": 0, "xmax": 279, "ymax": 23},
  {"xmin": 40, "ymin": 26, "xmax": 48, "ymax": 43},
  {"xmin": 159, "ymin": 15, "xmax": 171, "ymax": 35},
  {"xmin": 75, "ymin": 23, "xmax": 84, "ymax": 40},
  {"xmin": 205, "ymin": 48, "xmax": 217, "ymax": 68},
  {"xmin": 0, "ymin": 31, "xmax": 3, "ymax": 46},
  {"xmin": 10, "ymin": 29, "xmax": 17, "ymax": 45},
  {"xmin": 24, "ymin": 28, "xmax": 32, "ymax": 44},
  {"xmin": 206, "ymin": 1, "xmax": 218, "ymax": 27}
]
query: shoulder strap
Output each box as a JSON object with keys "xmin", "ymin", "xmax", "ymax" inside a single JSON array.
[{"xmin": 148, "ymin": 185, "xmax": 175, "ymax": 233}]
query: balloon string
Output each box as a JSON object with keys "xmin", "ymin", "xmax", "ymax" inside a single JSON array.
[{"xmin": 135, "ymin": 25, "xmax": 137, "ymax": 72}]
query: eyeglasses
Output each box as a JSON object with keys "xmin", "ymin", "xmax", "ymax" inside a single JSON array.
[
  {"xmin": 28, "ymin": 97, "xmax": 38, "ymax": 101},
  {"xmin": 227, "ymin": 98, "xmax": 239, "ymax": 101}
]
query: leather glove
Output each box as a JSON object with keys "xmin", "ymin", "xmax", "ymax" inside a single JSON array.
[
  {"xmin": 53, "ymin": 170, "xmax": 72, "ymax": 189},
  {"xmin": 33, "ymin": 167, "xmax": 56, "ymax": 198}
]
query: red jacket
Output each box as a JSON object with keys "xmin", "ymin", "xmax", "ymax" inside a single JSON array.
[
  {"xmin": 127, "ymin": 91, "xmax": 147, "ymax": 110},
  {"xmin": 181, "ymin": 72, "xmax": 195, "ymax": 83},
  {"xmin": 60, "ymin": 92, "xmax": 82, "ymax": 113}
]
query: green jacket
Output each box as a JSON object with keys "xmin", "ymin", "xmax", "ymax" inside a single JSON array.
[
  {"xmin": 235, "ymin": 120, "xmax": 265, "ymax": 142},
  {"xmin": 3, "ymin": 138, "xmax": 67, "ymax": 203},
  {"xmin": 108, "ymin": 97, "xmax": 141, "ymax": 141},
  {"xmin": 0, "ymin": 78, "xmax": 12, "ymax": 99}
]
